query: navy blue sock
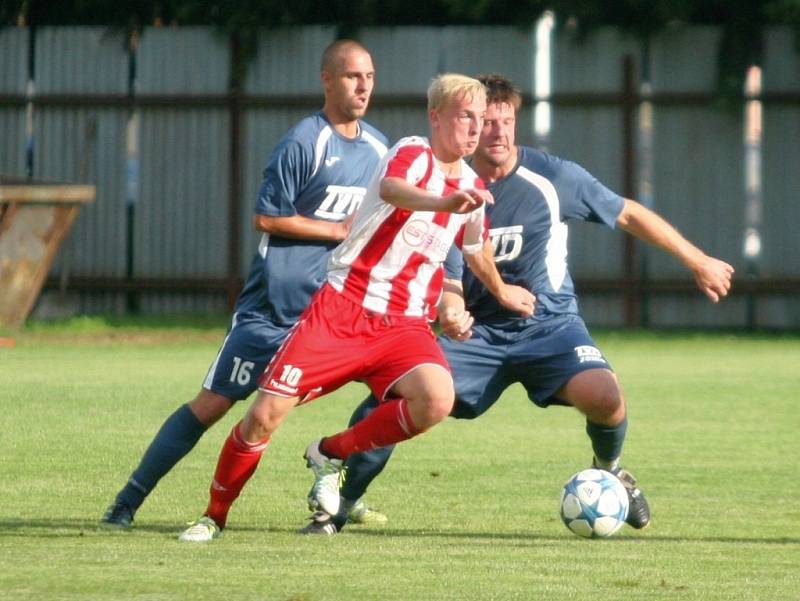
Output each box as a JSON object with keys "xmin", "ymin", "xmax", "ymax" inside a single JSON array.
[
  {"xmin": 115, "ymin": 403, "xmax": 207, "ymax": 513},
  {"xmin": 585, "ymin": 416, "xmax": 628, "ymax": 468},
  {"xmin": 336, "ymin": 394, "xmax": 395, "ymax": 528}
]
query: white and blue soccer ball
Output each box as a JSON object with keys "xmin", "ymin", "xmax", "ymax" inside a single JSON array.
[{"xmin": 559, "ymin": 468, "xmax": 629, "ymax": 538}]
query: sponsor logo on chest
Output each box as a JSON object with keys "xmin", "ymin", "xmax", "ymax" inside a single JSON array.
[
  {"xmin": 489, "ymin": 225, "xmax": 523, "ymax": 262},
  {"xmin": 315, "ymin": 185, "xmax": 367, "ymax": 220},
  {"xmin": 402, "ymin": 219, "xmax": 452, "ymax": 257}
]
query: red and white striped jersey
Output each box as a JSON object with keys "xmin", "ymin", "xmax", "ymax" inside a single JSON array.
[{"xmin": 327, "ymin": 136, "xmax": 488, "ymax": 317}]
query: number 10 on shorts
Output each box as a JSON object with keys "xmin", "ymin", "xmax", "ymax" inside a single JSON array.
[{"xmin": 279, "ymin": 365, "xmax": 303, "ymax": 387}]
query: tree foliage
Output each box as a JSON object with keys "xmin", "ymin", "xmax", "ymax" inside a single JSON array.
[
  {"xmin": 3, "ymin": 0, "xmax": 799, "ymax": 97},
  {"xmin": 5, "ymin": 0, "xmax": 799, "ymax": 32}
]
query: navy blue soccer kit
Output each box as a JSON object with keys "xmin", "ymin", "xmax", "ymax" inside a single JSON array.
[
  {"xmin": 444, "ymin": 145, "xmax": 624, "ymax": 417},
  {"xmin": 105, "ymin": 113, "xmax": 388, "ymax": 521},
  {"xmin": 206, "ymin": 113, "xmax": 387, "ymax": 401}
]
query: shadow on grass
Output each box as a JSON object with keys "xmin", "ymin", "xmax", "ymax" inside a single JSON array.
[
  {"xmin": 0, "ymin": 517, "xmax": 181, "ymax": 537},
  {"xmin": 0, "ymin": 518, "xmax": 319, "ymax": 538},
  {"xmin": 346, "ymin": 527, "xmax": 800, "ymax": 546},
  {"xmin": 1, "ymin": 518, "xmax": 798, "ymax": 547}
]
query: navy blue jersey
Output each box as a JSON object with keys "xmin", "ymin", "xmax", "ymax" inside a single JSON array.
[
  {"xmin": 235, "ymin": 112, "xmax": 388, "ymax": 326},
  {"xmin": 447, "ymin": 146, "xmax": 624, "ymax": 327}
]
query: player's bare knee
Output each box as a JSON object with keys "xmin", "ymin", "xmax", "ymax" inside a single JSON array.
[
  {"xmin": 189, "ymin": 390, "xmax": 234, "ymax": 426},
  {"xmin": 247, "ymin": 395, "xmax": 293, "ymax": 438},
  {"xmin": 430, "ymin": 394, "xmax": 455, "ymax": 422},
  {"xmin": 395, "ymin": 366, "xmax": 455, "ymax": 428},
  {"xmin": 591, "ymin": 390, "xmax": 625, "ymax": 424},
  {"xmin": 415, "ymin": 392, "xmax": 454, "ymax": 427}
]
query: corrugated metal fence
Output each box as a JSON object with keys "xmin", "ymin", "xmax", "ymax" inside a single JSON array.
[{"xmin": 0, "ymin": 25, "xmax": 798, "ymax": 328}]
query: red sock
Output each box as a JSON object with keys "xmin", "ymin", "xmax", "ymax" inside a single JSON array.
[
  {"xmin": 321, "ymin": 399, "xmax": 420, "ymax": 459},
  {"xmin": 205, "ymin": 421, "xmax": 269, "ymax": 528}
]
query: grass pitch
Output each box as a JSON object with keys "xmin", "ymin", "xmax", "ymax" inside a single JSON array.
[{"xmin": 0, "ymin": 318, "xmax": 798, "ymax": 600}]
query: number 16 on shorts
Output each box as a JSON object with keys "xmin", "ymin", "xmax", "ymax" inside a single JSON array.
[{"xmin": 230, "ymin": 356, "xmax": 255, "ymax": 386}]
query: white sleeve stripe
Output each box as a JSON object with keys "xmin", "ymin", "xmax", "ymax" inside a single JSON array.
[
  {"xmin": 310, "ymin": 126, "xmax": 334, "ymax": 179},
  {"xmin": 361, "ymin": 130, "xmax": 388, "ymax": 157},
  {"xmin": 258, "ymin": 232, "xmax": 271, "ymax": 258},
  {"xmin": 517, "ymin": 166, "xmax": 568, "ymax": 291}
]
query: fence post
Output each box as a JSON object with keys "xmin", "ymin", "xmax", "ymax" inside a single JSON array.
[
  {"xmin": 621, "ymin": 54, "xmax": 638, "ymax": 328},
  {"xmin": 124, "ymin": 29, "xmax": 140, "ymax": 314},
  {"xmin": 227, "ymin": 32, "xmax": 243, "ymax": 310}
]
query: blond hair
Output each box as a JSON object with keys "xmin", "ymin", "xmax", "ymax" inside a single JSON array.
[{"xmin": 427, "ymin": 73, "xmax": 486, "ymax": 112}]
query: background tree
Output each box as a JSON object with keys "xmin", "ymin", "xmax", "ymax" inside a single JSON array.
[{"xmin": 3, "ymin": 0, "xmax": 799, "ymax": 97}]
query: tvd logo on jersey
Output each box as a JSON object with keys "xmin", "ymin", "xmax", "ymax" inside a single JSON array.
[
  {"xmin": 490, "ymin": 225, "xmax": 523, "ymax": 263},
  {"xmin": 315, "ymin": 185, "xmax": 367, "ymax": 220},
  {"xmin": 402, "ymin": 220, "xmax": 451, "ymax": 258},
  {"xmin": 574, "ymin": 345, "xmax": 606, "ymax": 364}
]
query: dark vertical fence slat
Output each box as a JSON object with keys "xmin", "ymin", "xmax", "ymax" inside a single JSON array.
[
  {"xmin": 621, "ymin": 55, "xmax": 638, "ymax": 328},
  {"xmin": 227, "ymin": 32, "xmax": 242, "ymax": 310},
  {"xmin": 125, "ymin": 30, "xmax": 139, "ymax": 314}
]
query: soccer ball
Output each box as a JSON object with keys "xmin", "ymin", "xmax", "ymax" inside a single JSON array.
[{"xmin": 559, "ymin": 468, "xmax": 629, "ymax": 538}]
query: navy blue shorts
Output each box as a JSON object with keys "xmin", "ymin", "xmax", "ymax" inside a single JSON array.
[
  {"xmin": 442, "ymin": 314, "xmax": 613, "ymax": 419},
  {"xmin": 202, "ymin": 311, "xmax": 290, "ymax": 401}
]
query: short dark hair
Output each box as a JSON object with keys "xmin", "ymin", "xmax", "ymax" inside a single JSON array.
[
  {"xmin": 476, "ymin": 74, "xmax": 522, "ymax": 110},
  {"xmin": 321, "ymin": 39, "xmax": 370, "ymax": 73}
]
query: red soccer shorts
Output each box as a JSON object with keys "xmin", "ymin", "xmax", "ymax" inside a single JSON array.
[{"xmin": 258, "ymin": 284, "xmax": 450, "ymax": 403}]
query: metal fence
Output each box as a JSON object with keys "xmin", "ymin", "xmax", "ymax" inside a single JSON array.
[{"xmin": 0, "ymin": 24, "xmax": 798, "ymax": 328}]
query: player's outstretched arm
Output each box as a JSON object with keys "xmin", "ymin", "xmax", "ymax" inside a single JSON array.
[
  {"xmin": 616, "ymin": 198, "xmax": 734, "ymax": 302},
  {"xmin": 379, "ymin": 177, "xmax": 491, "ymax": 214},
  {"xmin": 254, "ymin": 213, "xmax": 351, "ymax": 242},
  {"xmin": 439, "ymin": 188, "xmax": 494, "ymax": 214},
  {"xmin": 464, "ymin": 240, "xmax": 535, "ymax": 316}
]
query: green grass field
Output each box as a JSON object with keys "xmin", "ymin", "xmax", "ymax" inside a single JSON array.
[{"xmin": 1, "ymin": 318, "xmax": 798, "ymax": 600}]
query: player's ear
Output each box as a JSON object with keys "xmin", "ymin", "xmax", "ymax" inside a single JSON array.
[{"xmin": 429, "ymin": 108, "xmax": 440, "ymax": 130}]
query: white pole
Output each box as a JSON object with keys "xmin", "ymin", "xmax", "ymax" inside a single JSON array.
[
  {"xmin": 743, "ymin": 64, "xmax": 763, "ymax": 329},
  {"xmin": 533, "ymin": 11, "xmax": 554, "ymax": 150},
  {"xmin": 637, "ymin": 39, "xmax": 655, "ymax": 325}
]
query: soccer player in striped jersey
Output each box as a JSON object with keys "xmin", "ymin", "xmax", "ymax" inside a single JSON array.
[
  {"xmin": 100, "ymin": 39, "xmax": 388, "ymax": 529},
  {"xmin": 177, "ymin": 73, "xmax": 536, "ymax": 542},
  {"xmin": 301, "ymin": 74, "xmax": 735, "ymax": 535}
]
